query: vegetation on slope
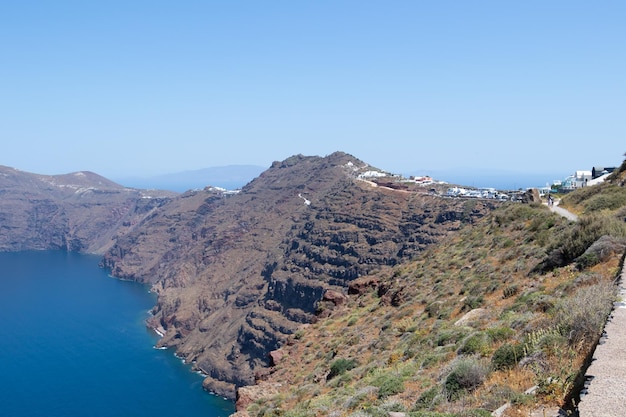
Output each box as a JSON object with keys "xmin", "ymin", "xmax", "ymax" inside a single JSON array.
[
  {"xmin": 242, "ymin": 160, "xmax": 626, "ymax": 417},
  {"xmin": 103, "ymin": 152, "xmax": 498, "ymax": 398}
]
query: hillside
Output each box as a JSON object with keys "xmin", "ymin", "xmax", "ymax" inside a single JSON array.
[
  {"xmin": 235, "ymin": 159, "xmax": 626, "ymax": 416},
  {"xmin": 5, "ymin": 153, "xmax": 623, "ymax": 415},
  {"xmin": 101, "ymin": 152, "xmax": 501, "ymax": 398},
  {"xmin": 0, "ymin": 166, "xmax": 176, "ymax": 254}
]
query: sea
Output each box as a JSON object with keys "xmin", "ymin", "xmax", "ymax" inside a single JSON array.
[{"xmin": 0, "ymin": 250, "xmax": 235, "ymax": 417}]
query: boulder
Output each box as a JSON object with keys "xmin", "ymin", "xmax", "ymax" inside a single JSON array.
[
  {"xmin": 521, "ymin": 188, "xmax": 541, "ymax": 203},
  {"xmin": 269, "ymin": 349, "xmax": 285, "ymax": 366},
  {"xmin": 348, "ymin": 276, "xmax": 380, "ymax": 295},
  {"xmin": 454, "ymin": 308, "xmax": 488, "ymax": 327},
  {"xmin": 323, "ymin": 289, "xmax": 348, "ymax": 306},
  {"xmin": 235, "ymin": 382, "xmax": 282, "ymax": 411}
]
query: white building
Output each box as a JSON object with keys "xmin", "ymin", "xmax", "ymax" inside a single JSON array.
[{"xmin": 574, "ymin": 171, "xmax": 592, "ymax": 188}]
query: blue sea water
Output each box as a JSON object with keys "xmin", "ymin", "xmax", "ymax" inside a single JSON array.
[{"xmin": 0, "ymin": 251, "xmax": 234, "ymax": 417}]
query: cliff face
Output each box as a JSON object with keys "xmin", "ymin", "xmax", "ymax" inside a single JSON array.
[
  {"xmin": 101, "ymin": 152, "xmax": 499, "ymax": 398},
  {"xmin": 0, "ymin": 166, "xmax": 175, "ymax": 254}
]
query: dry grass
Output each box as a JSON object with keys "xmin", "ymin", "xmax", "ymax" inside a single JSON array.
[{"xmin": 249, "ymin": 176, "xmax": 626, "ymax": 417}]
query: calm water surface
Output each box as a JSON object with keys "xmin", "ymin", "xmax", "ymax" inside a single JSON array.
[{"xmin": 0, "ymin": 251, "xmax": 234, "ymax": 417}]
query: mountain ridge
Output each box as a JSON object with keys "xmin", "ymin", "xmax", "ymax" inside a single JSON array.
[
  {"xmin": 100, "ymin": 151, "xmax": 501, "ymax": 398},
  {"xmin": 2, "ymin": 154, "xmax": 625, "ymax": 415},
  {"xmin": 0, "ymin": 165, "xmax": 176, "ymax": 254},
  {"xmin": 231, "ymin": 159, "xmax": 626, "ymax": 416}
]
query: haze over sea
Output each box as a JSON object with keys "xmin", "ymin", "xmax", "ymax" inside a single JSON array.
[{"xmin": 0, "ymin": 251, "xmax": 234, "ymax": 417}]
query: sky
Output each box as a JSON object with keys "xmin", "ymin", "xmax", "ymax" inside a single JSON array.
[{"xmin": 1, "ymin": 1, "xmax": 625, "ymax": 184}]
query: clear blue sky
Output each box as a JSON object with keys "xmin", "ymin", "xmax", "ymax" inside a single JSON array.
[{"xmin": 1, "ymin": 1, "xmax": 624, "ymax": 180}]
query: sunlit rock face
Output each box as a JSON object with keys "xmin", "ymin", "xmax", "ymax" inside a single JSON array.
[
  {"xmin": 0, "ymin": 165, "xmax": 175, "ymax": 254},
  {"xmin": 101, "ymin": 152, "xmax": 498, "ymax": 399}
]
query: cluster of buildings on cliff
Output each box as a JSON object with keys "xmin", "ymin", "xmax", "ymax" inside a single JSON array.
[
  {"xmin": 444, "ymin": 165, "xmax": 618, "ymax": 201},
  {"xmin": 357, "ymin": 163, "xmax": 619, "ymax": 201},
  {"xmin": 551, "ymin": 166, "xmax": 617, "ymax": 192}
]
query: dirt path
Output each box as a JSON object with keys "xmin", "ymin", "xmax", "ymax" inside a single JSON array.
[{"xmin": 547, "ymin": 199, "xmax": 579, "ymax": 222}]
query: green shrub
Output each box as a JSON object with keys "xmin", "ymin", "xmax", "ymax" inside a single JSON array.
[
  {"xmin": 375, "ymin": 374, "xmax": 405, "ymax": 399},
  {"xmin": 456, "ymin": 410, "xmax": 492, "ymax": 417},
  {"xmin": 459, "ymin": 332, "xmax": 490, "ymax": 356},
  {"xmin": 561, "ymin": 178, "xmax": 626, "ymax": 212},
  {"xmin": 511, "ymin": 290, "xmax": 554, "ymax": 313},
  {"xmin": 436, "ymin": 327, "xmax": 469, "ymax": 347},
  {"xmin": 327, "ymin": 358, "xmax": 358, "ymax": 380},
  {"xmin": 486, "ymin": 326, "xmax": 515, "ymax": 342},
  {"xmin": 575, "ymin": 235, "xmax": 626, "ymax": 270},
  {"xmin": 426, "ymin": 301, "xmax": 452, "ymax": 319},
  {"xmin": 491, "ymin": 343, "xmax": 525, "ymax": 370},
  {"xmin": 407, "ymin": 412, "xmax": 455, "ymax": 417},
  {"xmin": 413, "ymin": 386, "xmax": 442, "ymax": 410},
  {"xmin": 575, "ymin": 252, "xmax": 600, "ymax": 269},
  {"xmin": 444, "ymin": 358, "xmax": 488, "ymax": 400},
  {"xmin": 540, "ymin": 213, "xmax": 626, "ymax": 270},
  {"xmin": 421, "ymin": 352, "xmax": 448, "ymax": 369},
  {"xmin": 463, "ymin": 295, "xmax": 484, "ymax": 310}
]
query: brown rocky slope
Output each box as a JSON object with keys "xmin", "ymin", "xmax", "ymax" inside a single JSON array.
[
  {"xmin": 0, "ymin": 165, "xmax": 175, "ymax": 254},
  {"xmin": 101, "ymin": 152, "xmax": 501, "ymax": 398}
]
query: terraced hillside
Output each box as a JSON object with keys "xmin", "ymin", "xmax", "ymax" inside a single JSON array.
[
  {"xmin": 0, "ymin": 165, "xmax": 175, "ymax": 254},
  {"xmin": 236, "ymin": 157, "xmax": 626, "ymax": 416},
  {"xmin": 101, "ymin": 152, "xmax": 499, "ymax": 398}
]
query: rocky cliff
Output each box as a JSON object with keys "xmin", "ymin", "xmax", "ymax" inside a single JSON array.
[
  {"xmin": 101, "ymin": 152, "xmax": 500, "ymax": 398},
  {"xmin": 0, "ymin": 166, "xmax": 176, "ymax": 254}
]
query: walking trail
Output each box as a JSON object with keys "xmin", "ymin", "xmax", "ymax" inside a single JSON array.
[
  {"xmin": 546, "ymin": 198, "xmax": 626, "ymax": 416},
  {"xmin": 547, "ymin": 199, "xmax": 579, "ymax": 222},
  {"xmin": 577, "ymin": 267, "xmax": 626, "ymax": 416}
]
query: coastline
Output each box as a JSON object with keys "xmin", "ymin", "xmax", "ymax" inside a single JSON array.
[
  {"xmin": 153, "ymin": 324, "xmax": 166, "ymax": 337},
  {"xmin": 145, "ymin": 312, "xmax": 234, "ymax": 401}
]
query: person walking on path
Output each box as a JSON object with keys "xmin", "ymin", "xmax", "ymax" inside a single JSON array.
[{"xmin": 545, "ymin": 196, "xmax": 578, "ymax": 222}]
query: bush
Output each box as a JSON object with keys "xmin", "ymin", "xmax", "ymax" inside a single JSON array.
[
  {"xmin": 436, "ymin": 327, "xmax": 469, "ymax": 347},
  {"xmin": 459, "ymin": 332, "xmax": 489, "ymax": 356},
  {"xmin": 502, "ymin": 285, "xmax": 519, "ymax": 299},
  {"xmin": 575, "ymin": 235, "xmax": 626, "ymax": 270},
  {"xmin": 491, "ymin": 343, "xmax": 525, "ymax": 370},
  {"xmin": 327, "ymin": 358, "xmax": 358, "ymax": 380},
  {"xmin": 426, "ymin": 301, "xmax": 452, "ymax": 319},
  {"xmin": 540, "ymin": 213, "xmax": 626, "ymax": 270},
  {"xmin": 575, "ymin": 252, "xmax": 600, "ymax": 269},
  {"xmin": 375, "ymin": 374, "xmax": 405, "ymax": 399},
  {"xmin": 553, "ymin": 281, "xmax": 617, "ymax": 350},
  {"xmin": 463, "ymin": 295, "xmax": 484, "ymax": 310},
  {"xmin": 453, "ymin": 411, "xmax": 491, "ymax": 417},
  {"xmin": 413, "ymin": 386, "xmax": 442, "ymax": 410},
  {"xmin": 444, "ymin": 358, "xmax": 488, "ymax": 400},
  {"xmin": 486, "ymin": 326, "xmax": 514, "ymax": 342},
  {"xmin": 582, "ymin": 185, "xmax": 626, "ymax": 212},
  {"xmin": 523, "ymin": 328, "xmax": 567, "ymax": 357}
]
